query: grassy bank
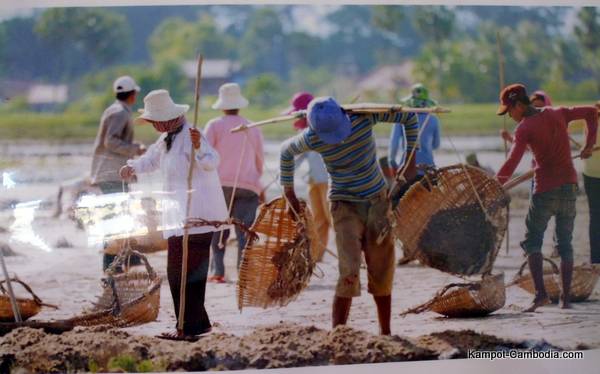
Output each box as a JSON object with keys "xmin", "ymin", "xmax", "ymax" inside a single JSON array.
[{"xmin": 0, "ymin": 102, "xmax": 591, "ymax": 142}]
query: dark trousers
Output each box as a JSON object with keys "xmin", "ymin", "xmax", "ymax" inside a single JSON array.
[
  {"xmin": 210, "ymin": 187, "xmax": 259, "ymax": 276},
  {"xmin": 521, "ymin": 184, "xmax": 577, "ymax": 261},
  {"xmin": 167, "ymin": 232, "xmax": 213, "ymax": 334},
  {"xmin": 584, "ymin": 174, "xmax": 600, "ymax": 263}
]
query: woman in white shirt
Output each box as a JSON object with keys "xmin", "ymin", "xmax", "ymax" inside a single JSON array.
[{"xmin": 120, "ymin": 89, "xmax": 228, "ymax": 339}]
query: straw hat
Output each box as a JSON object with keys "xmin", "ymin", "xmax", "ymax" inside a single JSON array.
[
  {"xmin": 212, "ymin": 83, "xmax": 249, "ymax": 110},
  {"xmin": 138, "ymin": 89, "xmax": 189, "ymax": 122}
]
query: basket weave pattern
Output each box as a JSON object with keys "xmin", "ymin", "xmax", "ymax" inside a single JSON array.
[
  {"xmin": 68, "ymin": 251, "xmax": 161, "ymax": 327},
  {"xmin": 0, "ymin": 278, "xmax": 46, "ymax": 322},
  {"xmin": 401, "ymin": 273, "xmax": 505, "ymax": 318},
  {"xmin": 510, "ymin": 258, "xmax": 600, "ymax": 302},
  {"xmin": 393, "ymin": 164, "xmax": 509, "ymax": 275},
  {"xmin": 237, "ymin": 197, "xmax": 316, "ymax": 311}
]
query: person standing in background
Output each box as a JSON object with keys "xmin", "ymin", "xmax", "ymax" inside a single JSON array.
[
  {"xmin": 583, "ymin": 102, "xmax": 600, "ymax": 264},
  {"xmin": 90, "ymin": 75, "xmax": 145, "ymax": 271},
  {"xmin": 286, "ymin": 92, "xmax": 331, "ymax": 262},
  {"xmin": 204, "ymin": 83, "xmax": 264, "ymax": 283},
  {"xmin": 388, "ymin": 83, "xmax": 441, "ymax": 204}
]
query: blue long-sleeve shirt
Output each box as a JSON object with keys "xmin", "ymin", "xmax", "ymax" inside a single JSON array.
[{"xmin": 389, "ymin": 113, "xmax": 440, "ymax": 170}]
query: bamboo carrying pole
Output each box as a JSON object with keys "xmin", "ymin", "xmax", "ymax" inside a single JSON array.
[
  {"xmin": 177, "ymin": 55, "xmax": 203, "ymax": 333},
  {"xmin": 502, "ymin": 146, "xmax": 600, "ymax": 191},
  {"xmin": 230, "ymin": 105, "xmax": 451, "ymax": 133}
]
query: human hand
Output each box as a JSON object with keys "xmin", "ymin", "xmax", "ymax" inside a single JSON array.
[
  {"xmin": 136, "ymin": 144, "xmax": 146, "ymax": 156},
  {"xmin": 500, "ymin": 129, "xmax": 514, "ymax": 143},
  {"xmin": 283, "ymin": 186, "xmax": 301, "ymax": 219},
  {"xmin": 259, "ymin": 190, "xmax": 266, "ymax": 204},
  {"xmin": 580, "ymin": 146, "xmax": 594, "ymax": 159},
  {"xmin": 189, "ymin": 128, "xmax": 201, "ymax": 149},
  {"xmin": 400, "ymin": 156, "xmax": 417, "ymax": 183},
  {"xmin": 119, "ymin": 165, "xmax": 136, "ymax": 180}
]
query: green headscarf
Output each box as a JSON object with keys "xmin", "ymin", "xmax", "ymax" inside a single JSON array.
[{"xmin": 401, "ymin": 83, "xmax": 438, "ymax": 108}]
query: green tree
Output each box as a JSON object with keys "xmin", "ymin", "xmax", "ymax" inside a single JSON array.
[
  {"xmin": 148, "ymin": 14, "xmax": 234, "ymax": 63},
  {"xmin": 412, "ymin": 6, "xmax": 456, "ymax": 96},
  {"xmin": 574, "ymin": 7, "xmax": 600, "ymax": 95},
  {"xmin": 244, "ymin": 73, "xmax": 287, "ymax": 108},
  {"xmin": 240, "ymin": 8, "xmax": 287, "ymax": 77},
  {"xmin": 35, "ymin": 8, "xmax": 132, "ymax": 68}
]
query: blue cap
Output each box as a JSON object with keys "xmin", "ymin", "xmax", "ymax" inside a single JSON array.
[{"xmin": 307, "ymin": 97, "xmax": 351, "ymax": 145}]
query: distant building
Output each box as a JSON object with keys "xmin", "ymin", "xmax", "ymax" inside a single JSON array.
[
  {"xmin": 27, "ymin": 84, "xmax": 68, "ymax": 112},
  {"xmin": 0, "ymin": 81, "xmax": 69, "ymax": 112},
  {"xmin": 181, "ymin": 59, "xmax": 241, "ymax": 95},
  {"xmin": 357, "ymin": 61, "xmax": 414, "ymax": 101}
]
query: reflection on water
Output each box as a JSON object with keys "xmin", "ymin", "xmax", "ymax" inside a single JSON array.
[
  {"xmin": 10, "ymin": 200, "xmax": 52, "ymax": 252},
  {"xmin": 72, "ymin": 193, "xmax": 176, "ymax": 246},
  {"xmin": 2, "ymin": 172, "xmax": 16, "ymax": 189}
]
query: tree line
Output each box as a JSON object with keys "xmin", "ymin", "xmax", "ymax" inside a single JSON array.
[{"xmin": 1, "ymin": 5, "xmax": 599, "ymax": 112}]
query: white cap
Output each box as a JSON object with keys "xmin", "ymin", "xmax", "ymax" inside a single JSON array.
[
  {"xmin": 212, "ymin": 83, "xmax": 249, "ymax": 110},
  {"xmin": 113, "ymin": 76, "xmax": 140, "ymax": 94},
  {"xmin": 138, "ymin": 89, "xmax": 189, "ymax": 122}
]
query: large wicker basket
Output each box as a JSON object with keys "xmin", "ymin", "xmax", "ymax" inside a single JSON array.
[
  {"xmin": 67, "ymin": 250, "xmax": 161, "ymax": 327},
  {"xmin": 400, "ymin": 273, "xmax": 505, "ymax": 318},
  {"xmin": 508, "ymin": 258, "xmax": 600, "ymax": 302},
  {"xmin": 237, "ymin": 197, "xmax": 317, "ymax": 311},
  {"xmin": 393, "ymin": 164, "xmax": 509, "ymax": 276},
  {"xmin": 0, "ymin": 278, "xmax": 57, "ymax": 322}
]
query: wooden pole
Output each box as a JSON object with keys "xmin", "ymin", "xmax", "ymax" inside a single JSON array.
[
  {"xmin": 177, "ymin": 55, "xmax": 203, "ymax": 333},
  {"xmin": 503, "ymin": 146, "xmax": 600, "ymax": 191},
  {"xmin": 230, "ymin": 105, "xmax": 451, "ymax": 133},
  {"xmin": 0, "ymin": 251, "xmax": 21, "ymax": 322},
  {"xmin": 496, "ymin": 31, "xmax": 511, "ymax": 255}
]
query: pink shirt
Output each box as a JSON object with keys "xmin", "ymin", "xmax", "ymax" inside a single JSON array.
[
  {"xmin": 204, "ymin": 115, "xmax": 264, "ymax": 195},
  {"xmin": 497, "ymin": 106, "xmax": 598, "ymax": 193}
]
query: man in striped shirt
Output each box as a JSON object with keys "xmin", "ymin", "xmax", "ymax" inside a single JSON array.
[{"xmin": 280, "ymin": 97, "xmax": 419, "ymax": 335}]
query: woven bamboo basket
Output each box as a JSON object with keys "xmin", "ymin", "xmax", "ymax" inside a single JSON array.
[
  {"xmin": 237, "ymin": 197, "xmax": 317, "ymax": 311},
  {"xmin": 400, "ymin": 273, "xmax": 505, "ymax": 318},
  {"xmin": 393, "ymin": 164, "xmax": 509, "ymax": 275},
  {"xmin": 508, "ymin": 258, "xmax": 600, "ymax": 302},
  {"xmin": 0, "ymin": 278, "xmax": 57, "ymax": 322},
  {"xmin": 67, "ymin": 250, "xmax": 161, "ymax": 327}
]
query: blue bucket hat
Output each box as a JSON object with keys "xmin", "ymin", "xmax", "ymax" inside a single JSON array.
[{"xmin": 307, "ymin": 97, "xmax": 351, "ymax": 145}]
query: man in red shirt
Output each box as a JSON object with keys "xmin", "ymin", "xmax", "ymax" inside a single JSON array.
[{"xmin": 496, "ymin": 84, "xmax": 597, "ymax": 312}]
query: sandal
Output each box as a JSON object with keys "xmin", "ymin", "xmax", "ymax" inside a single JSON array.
[{"xmin": 156, "ymin": 327, "xmax": 212, "ymax": 342}]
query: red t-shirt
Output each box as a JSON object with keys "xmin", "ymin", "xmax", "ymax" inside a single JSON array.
[{"xmin": 497, "ymin": 106, "xmax": 598, "ymax": 193}]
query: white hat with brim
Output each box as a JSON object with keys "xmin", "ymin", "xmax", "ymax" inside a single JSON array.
[
  {"xmin": 138, "ymin": 89, "xmax": 189, "ymax": 122},
  {"xmin": 212, "ymin": 83, "xmax": 249, "ymax": 110}
]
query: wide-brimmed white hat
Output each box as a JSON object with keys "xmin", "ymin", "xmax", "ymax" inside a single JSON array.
[
  {"xmin": 113, "ymin": 75, "xmax": 140, "ymax": 93},
  {"xmin": 212, "ymin": 83, "xmax": 249, "ymax": 110},
  {"xmin": 138, "ymin": 89, "xmax": 189, "ymax": 122}
]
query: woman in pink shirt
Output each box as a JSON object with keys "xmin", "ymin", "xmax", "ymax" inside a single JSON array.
[{"xmin": 204, "ymin": 83, "xmax": 264, "ymax": 283}]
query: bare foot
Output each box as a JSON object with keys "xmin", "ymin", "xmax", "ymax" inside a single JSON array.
[
  {"xmin": 523, "ymin": 295, "xmax": 551, "ymax": 313},
  {"xmin": 397, "ymin": 257, "xmax": 413, "ymax": 266}
]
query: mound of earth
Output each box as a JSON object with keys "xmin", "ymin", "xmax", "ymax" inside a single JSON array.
[{"xmin": 0, "ymin": 323, "xmax": 562, "ymax": 373}]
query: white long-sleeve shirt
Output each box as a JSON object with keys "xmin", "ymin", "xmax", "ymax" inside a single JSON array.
[{"xmin": 127, "ymin": 122, "xmax": 229, "ymax": 238}]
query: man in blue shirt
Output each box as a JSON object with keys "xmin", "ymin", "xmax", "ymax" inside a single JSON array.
[
  {"xmin": 388, "ymin": 84, "xmax": 441, "ymax": 199},
  {"xmin": 389, "ymin": 83, "xmax": 441, "ymax": 266}
]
